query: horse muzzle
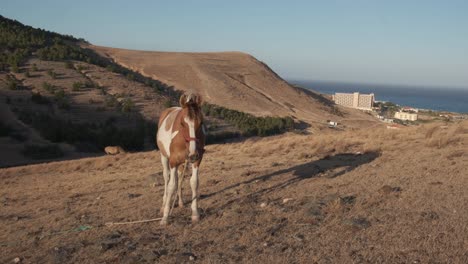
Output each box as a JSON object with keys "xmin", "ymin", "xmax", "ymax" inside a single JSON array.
[{"xmin": 188, "ymin": 152, "xmax": 200, "ymax": 163}]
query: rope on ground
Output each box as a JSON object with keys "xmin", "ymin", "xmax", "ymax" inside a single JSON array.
[
  {"xmin": 105, "ymin": 218, "xmax": 163, "ymax": 227},
  {"xmin": 106, "ymin": 159, "xmax": 189, "ymax": 227}
]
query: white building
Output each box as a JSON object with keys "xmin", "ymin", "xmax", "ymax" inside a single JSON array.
[
  {"xmin": 394, "ymin": 111, "xmax": 418, "ymax": 121},
  {"xmin": 333, "ymin": 92, "xmax": 374, "ymax": 110}
]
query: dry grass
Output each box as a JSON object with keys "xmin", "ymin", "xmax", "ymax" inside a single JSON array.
[
  {"xmin": 425, "ymin": 121, "xmax": 467, "ymax": 148},
  {"xmin": 1, "ymin": 121, "xmax": 467, "ymax": 263}
]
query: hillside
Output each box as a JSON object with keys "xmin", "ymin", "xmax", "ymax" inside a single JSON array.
[
  {"xmin": 91, "ymin": 46, "xmax": 376, "ymax": 126},
  {"xmin": 0, "ymin": 15, "xmax": 302, "ymax": 167},
  {"xmin": 1, "ymin": 121, "xmax": 466, "ymax": 263}
]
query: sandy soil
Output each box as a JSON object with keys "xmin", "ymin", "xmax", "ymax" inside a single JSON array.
[{"xmin": 1, "ymin": 121, "xmax": 467, "ymax": 263}]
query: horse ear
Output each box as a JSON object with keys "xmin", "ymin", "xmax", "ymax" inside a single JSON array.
[{"xmin": 179, "ymin": 94, "xmax": 187, "ymax": 108}]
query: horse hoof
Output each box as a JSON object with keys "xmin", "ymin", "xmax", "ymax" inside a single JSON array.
[
  {"xmin": 160, "ymin": 219, "xmax": 168, "ymax": 226},
  {"xmin": 191, "ymin": 215, "xmax": 200, "ymax": 222}
]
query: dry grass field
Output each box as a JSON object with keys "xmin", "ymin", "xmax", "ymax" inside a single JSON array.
[{"xmin": 1, "ymin": 121, "xmax": 467, "ymax": 263}]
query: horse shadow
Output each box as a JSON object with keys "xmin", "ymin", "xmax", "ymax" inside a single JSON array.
[{"xmin": 202, "ymin": 151, "xmax": 380, "ymax": 208}]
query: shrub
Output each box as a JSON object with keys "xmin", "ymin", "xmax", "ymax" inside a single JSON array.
[
  {"xmin": 6, "ymin": 75, "xmax": 18, "ymax": 90},
  {"xmin": 32, "ymin": 64, "xmax": 38, "ymax": 71},
  {"xmin": 47, "ymin": 69, "xmax": 57, "ymax": 79},
  {"xmin": 22, "ymin": 144, "xmax": 64, "ymax": 160},
  {"xmin": 50, "ymin": 89, "xmax": 69, "ymax": 110},
  {"xmin": 121, "ymin": 98, "xmax": 134, "ymax": 112},
  {"xmin": 42, "ymin": 82, "xmax": 55, "ymax": 93},
  {"xmin": 54, "ymin": 88, "xmax": 65, "ymax": 99},
  {"xmin": 24, "ymin": 69, "xmax": 30, "ymax": 78},
  {"xmin": 126, "ymin": 73, "xmax": 134, "ymax": 81},
  {"xmin": 65, "ymin": 61, "xmax": 73, "ymax": 69},
  {"xmin": 105, "ymin": 95, "xmax": 119, "ymax": 108},
  {"xmin": 205, "ymin": 131, "xmax": 241, "ymax": 144},
  {"xmin": 98, "ymin": 86, "xmax": 107, "ymax": 95},
  {"xmin": 57, "ymin": 99, "xmax": 70, "ymax": 110},
  {"xmin": 15, "ymin": 110, "xmax": 149, "ymax": 151},
  {"xmin": 201, "ymin": 104, "xmax": 295, "ymax": 137},
  {"xmin": 7, "ymin": 79, "xmax": 17, "ymax": 90},
  {"xmin": 84, "ymin": 80, "xmax": 95, "ymax": 88},
  {"xmin": 11, "ymin": 64, "xmax": 19, "ymax": 73},
  {"xmin": 72, "ymin": 81, "xmax": 83, "ymax": 91},
  {"xmin": 106, "ymin": 65, "xmax": 116, "ymax": 72}
]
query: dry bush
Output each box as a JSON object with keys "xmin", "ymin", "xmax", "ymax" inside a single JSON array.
[
  {"xmin": 362, "ymin": 141, "xmax": 383, "ymax": 154},
  {"xmin": 425, "ymin": 122, "xmax": 467, "ymax": 148},
  {"xmin": 453, "ymin": 121, "xmax": 468, "ymax": 134},
  {"xmin": 425, "ymin": 124, "xmax": 440, "ymax": 139},
  {"xmin": 446, "ymin": 150, "xmax": 465, "ymax": 159}
]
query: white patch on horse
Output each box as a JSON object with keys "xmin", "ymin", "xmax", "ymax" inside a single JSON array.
[
  {"xmin": 190, "ymin": 164, "xmax": 200, "ymax": 221},
  {"xmin": 158, "ymin": 107, "xmax": 181, "ymax": 156},
  {"xmin": 184, "ymin": 116, "xmax": 196, "ymax": 156}
]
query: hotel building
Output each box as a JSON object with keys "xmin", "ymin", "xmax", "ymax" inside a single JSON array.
[{"xmin": 333, "ymin": 92, "xmax": 375, "ymax": 110}]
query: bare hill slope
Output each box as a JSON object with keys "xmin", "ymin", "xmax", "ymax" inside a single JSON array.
[{"xmin": 91, "ymin": 46, "xmax": 374, "ymax": 125}]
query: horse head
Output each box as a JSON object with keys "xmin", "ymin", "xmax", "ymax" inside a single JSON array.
[{"xmin": 179, "ymin": 93, "xmax": 204, "ymax": 163}]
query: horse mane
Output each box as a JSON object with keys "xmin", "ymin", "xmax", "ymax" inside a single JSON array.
[
  {"xmin": 180, "ymin": 93, "xmax": 203, "ymax": 123},
  {"xmin": 184, "ymin": 103, "xmax": 202, "ymax": 124}
]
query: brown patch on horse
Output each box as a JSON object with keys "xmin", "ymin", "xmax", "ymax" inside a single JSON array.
[
  {"xmin": 169, "ymin": 110, "xmax": 188, "ymax": 168},
  {"xmin": 158, "ymin": 107, "xmax": 179, "ymax": 129},
  {"xmin": 158, "ymin": 108, "xmax": 172, "ymax": 127},
  {"xmin": 157, "ymin": 107, "xmax": 181, "ymax": 158},
  {"xmin": 165, "ymin": 109, "xmax": 180, "ymax": 131}
]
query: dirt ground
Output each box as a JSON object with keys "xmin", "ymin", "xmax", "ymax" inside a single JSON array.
[{"xmin": 1, "ymin": 121, "xmax": 467, "ymax": 263}]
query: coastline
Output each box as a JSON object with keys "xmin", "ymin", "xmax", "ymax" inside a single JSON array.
[{"xmin": 290, "ymin": 80, "xmax": 468, "ymax": 114}]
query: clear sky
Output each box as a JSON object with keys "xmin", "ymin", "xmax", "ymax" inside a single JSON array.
[{"xmin": 2, "ymin": 0, "xmax": 468, "ymax": 89}]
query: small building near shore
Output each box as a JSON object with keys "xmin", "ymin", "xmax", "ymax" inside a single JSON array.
[
  {"xmin": 333, "ymin": 92, "xmax": 374, "ymax": 111},
  {"xmin": 394, "ymin": 111, "xmax": 418, "ymax": 121}
]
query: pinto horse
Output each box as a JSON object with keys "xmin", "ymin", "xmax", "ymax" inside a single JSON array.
[{"xmin": 156, "ymin": 93, "xmax": 206, "ymax": 225}]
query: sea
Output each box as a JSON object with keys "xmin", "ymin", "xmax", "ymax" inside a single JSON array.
[{"xmin": 290, "ymin": 80, "xmax": 468, "ymax": 114}]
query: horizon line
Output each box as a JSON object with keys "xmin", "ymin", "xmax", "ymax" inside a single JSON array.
[{"xmin": 286, "ymin": 78, "xmax": 468, "ymax": 91}]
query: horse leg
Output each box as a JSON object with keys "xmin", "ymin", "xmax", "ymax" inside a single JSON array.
[
  {"xmin": 190, "ymin": 163, "xmax": 200, "ymax": 222},
  {"xmin": 160, "ymin": 155, "xmax": 169, "ymax": 214},
  {"xmin": 177, "ymin": 170, "xmax": 184, "ymax": 208},
  {"xmin": 161, "ymin": 165, "xmax": 178, "ymax": 225},
  {"xmin": 177, "ymin": 161, "xmax": 188, "ymax": 208}
]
